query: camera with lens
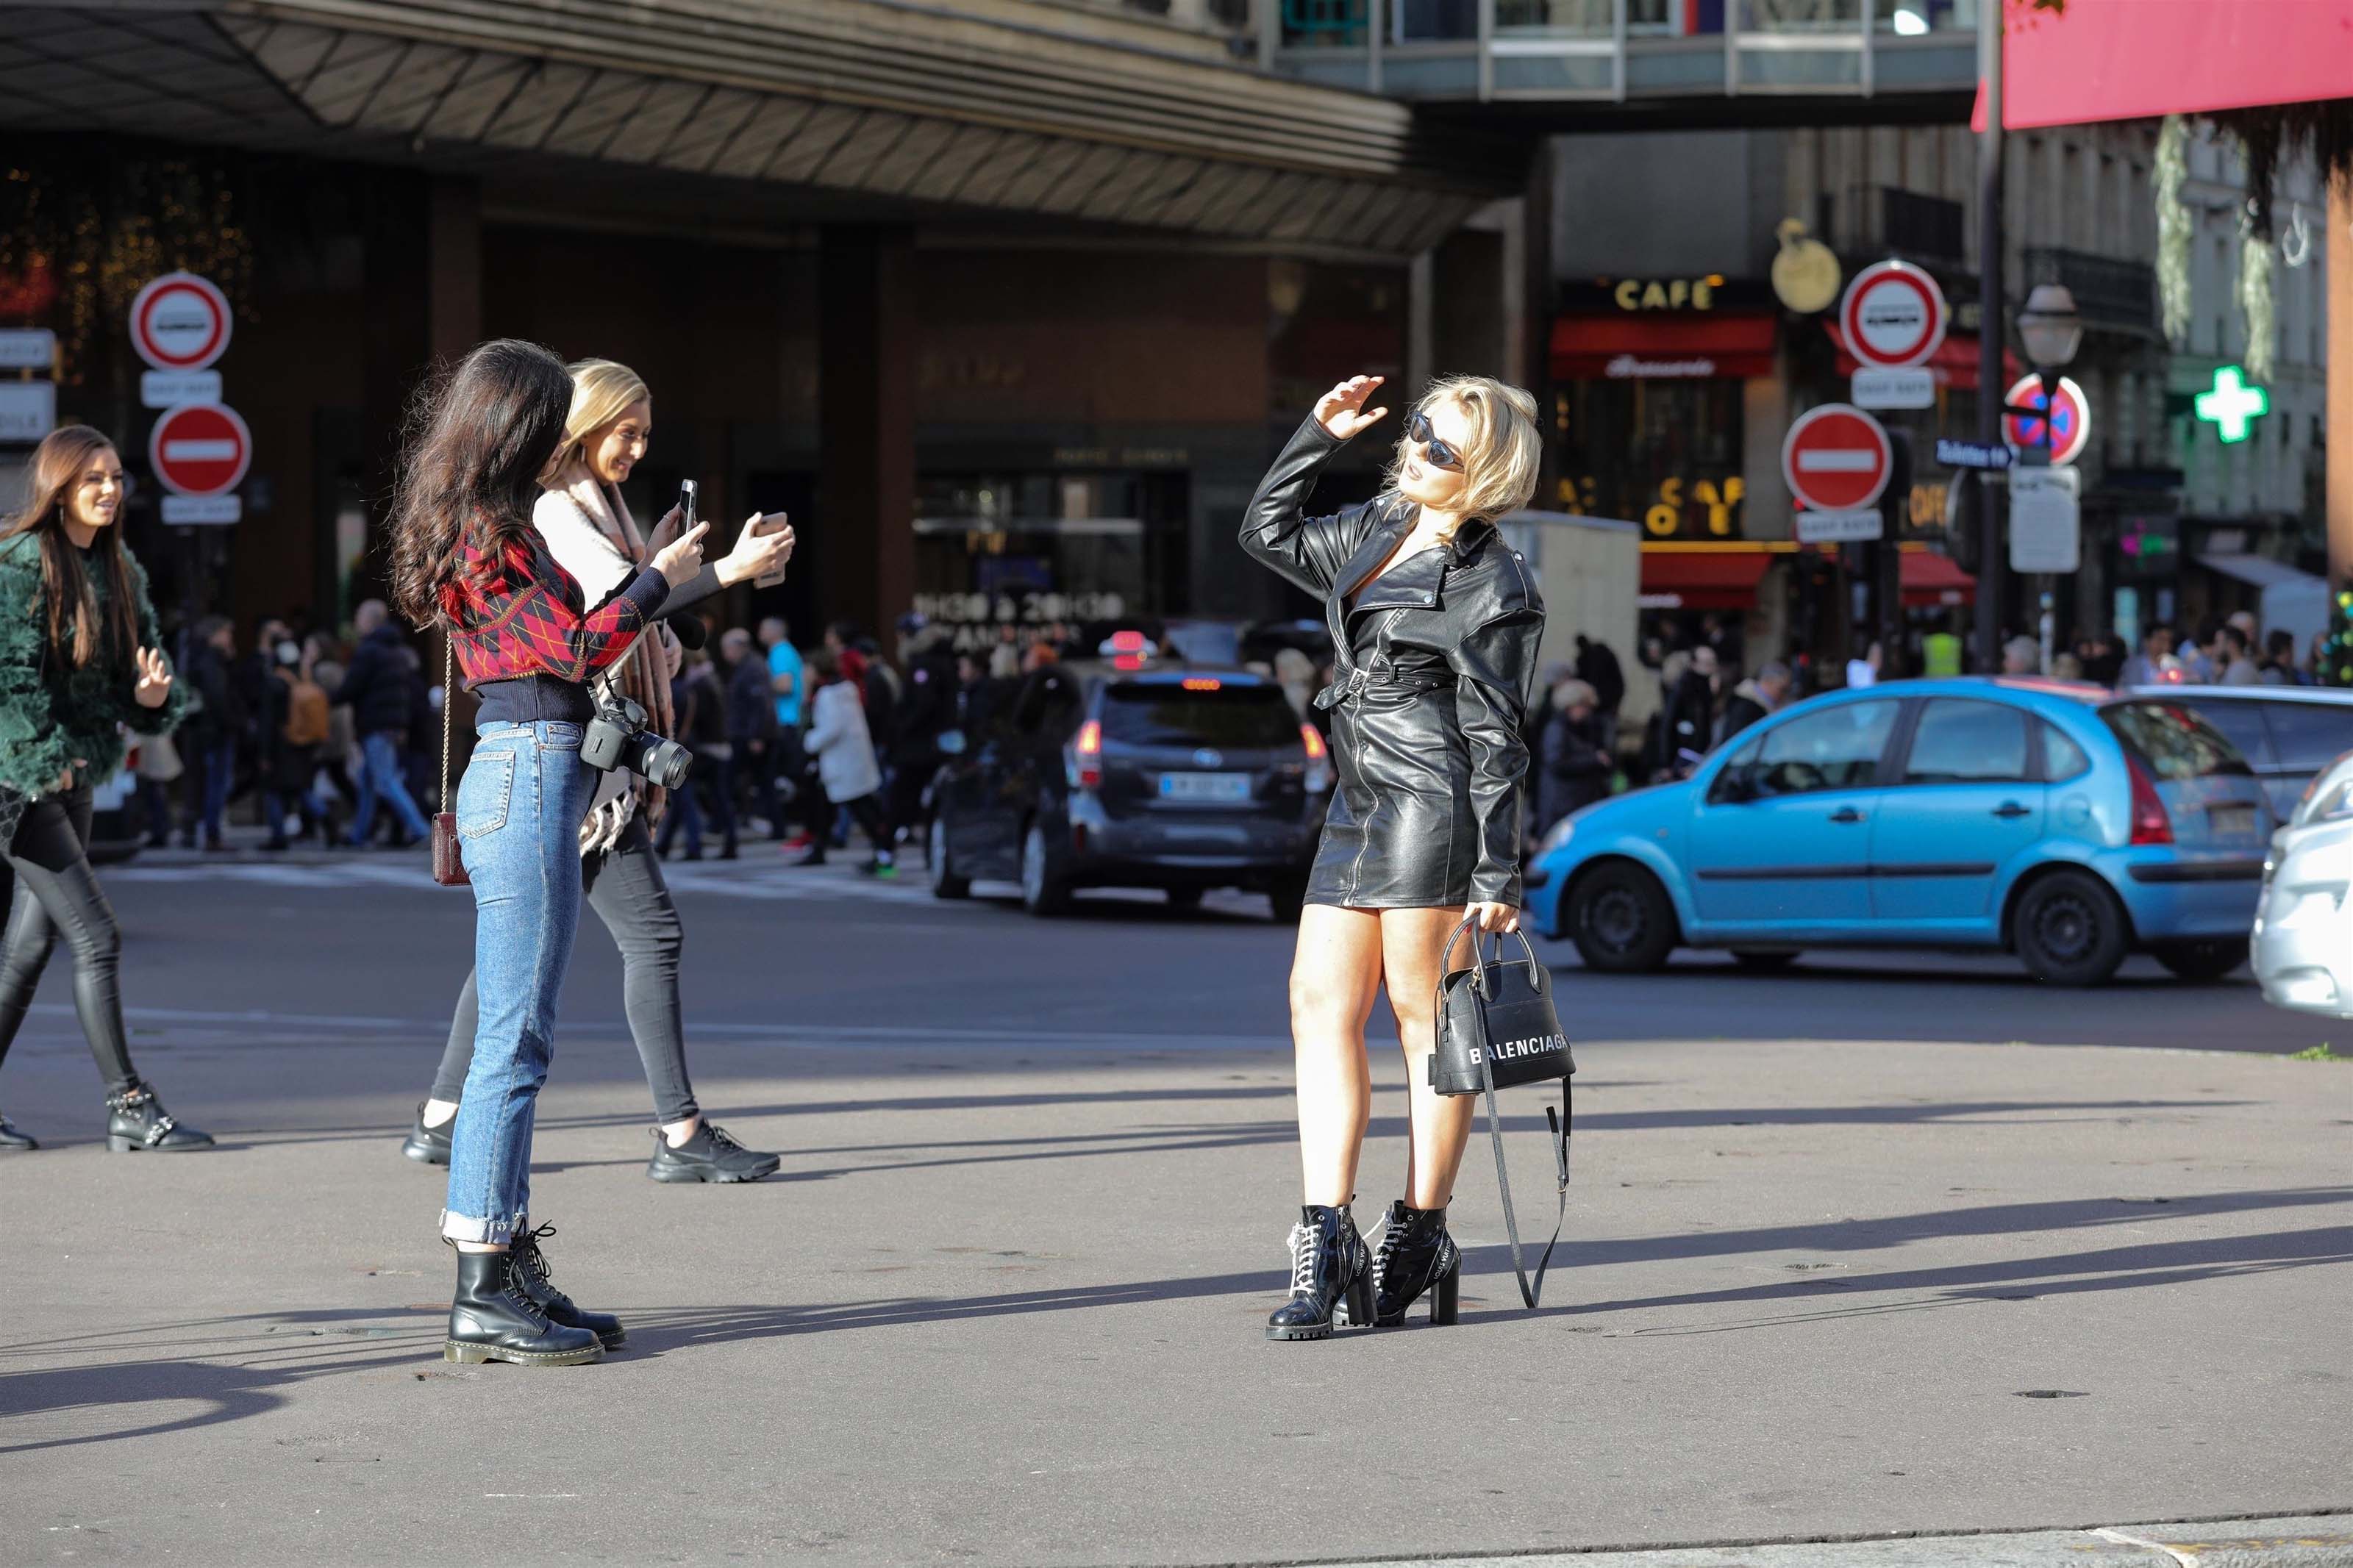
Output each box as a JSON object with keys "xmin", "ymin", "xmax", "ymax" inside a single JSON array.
[{"xmin": 582, "ymin": 685, "xmax": 692, "ymax": 790}]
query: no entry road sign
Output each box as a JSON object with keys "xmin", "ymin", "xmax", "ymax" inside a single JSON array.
[
  {"xmin": 129, "ymin": 272, "xmax": 232, "ymax": 372},
  {"xmin": 1840, "ymin": 259, "xmax": 1948, "ymax": 370},
  {"xmin": 2002, "ymin": 373, "xmax": 2090, "ymax": 466},
  {"xmin": 1782, "ymin": 402, "xmax": 1893, "ymax": 516},
  {"xmin": 149, "ymin": 402, "xmax": 251, "ymax": 498}
]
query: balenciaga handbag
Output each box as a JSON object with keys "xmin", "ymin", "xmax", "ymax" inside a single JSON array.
[
  {"xmin": 1431, "ymin": 914, "xmax": 1574, "ymax": 1309},
  {"xmin": 430, "ymin": 639, "xmax": 469, "ymax": 887}
]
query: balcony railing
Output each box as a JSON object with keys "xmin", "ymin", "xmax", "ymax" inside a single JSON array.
[
  {"xmin": 1841, "ymin": 185, "xmax": 1967, "ymax": 264},
  {"xmin": 2023, "ymin": 247, "xmax": 2157, "ymax": 334},
  {"xmin": 1263, "ymin": 0, "xmax": 1977, "ymax": 101}
]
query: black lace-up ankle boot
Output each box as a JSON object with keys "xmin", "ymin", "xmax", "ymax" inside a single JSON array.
[
  {"xmin": 510, "ymin": 1224, "xmax": 625, "ymax": 1350},
  {"xmin": 445, "ymin": 1248, "xmax": 604, "ymax": 1367},
  {"xmin": 1265, "ymin": 1203, "xmax": 1372, "ymax": 1342},
  {"xmin": 104, "ymin": 1082, "xmax": 214, "ymax": 1152},
  {"xmin": 1371, "ymin": 1200, "xmax": 1460, "ymax": 1328}
]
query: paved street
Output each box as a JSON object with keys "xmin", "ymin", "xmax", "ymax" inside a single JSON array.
[{"xmin": 3, "ymin": 849, "xmax": 2349, "ymax": 1566}]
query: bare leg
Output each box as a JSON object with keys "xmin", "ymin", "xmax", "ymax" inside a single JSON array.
[
  {"xmin": 1289, "ymin": 903, "xmax": 1384, "ymax": 1206},
  {"xmin": 1380, "ymin": 906, "xmax": 1477, "ymax": 1210}
]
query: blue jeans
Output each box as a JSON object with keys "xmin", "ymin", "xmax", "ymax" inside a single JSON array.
[
  {"xmin": 349, "ymin": 729, "xmax": 431, "ymax": 845},
  {"xmin": 440, "ymin": 720, "xmax": 594, "ymax": 1245}
]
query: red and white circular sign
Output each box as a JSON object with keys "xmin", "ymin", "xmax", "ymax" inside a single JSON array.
[
  {"xmin": 2001, "ymin": 373, "xmax": 2091, "ymax": 466},
  {"xmin": 1782, "ymin": 403, "xmax": 1893, "ymax": 515},
  {"xmin": 149, "ymin": 402, "xmax": 251, "ymax": 497},
  {"xmin": 129, "ymin": 272, "xmax": 232, "ymax": 372},
  {"xmin": 1838, "ymin": 259, "xmax": 1948, "ymax": 370}
]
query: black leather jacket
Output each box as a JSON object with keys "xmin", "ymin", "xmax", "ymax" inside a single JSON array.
[{"xmin": 1240, "ymin": 418, "xmax": 1544, "ymax": 908}]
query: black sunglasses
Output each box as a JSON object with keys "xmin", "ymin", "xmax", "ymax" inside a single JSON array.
[{"xmin": 1406, "ymin": 410, "xmax": 1463, "ymax": 472}]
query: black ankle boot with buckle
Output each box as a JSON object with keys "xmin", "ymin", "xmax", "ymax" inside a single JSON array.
[
  {"xmin": 445, "ymin": 1247, "xmax": 604, "ymax": 1367},
  {"xmin": 510, "ymin": 1223, "xmax": 625, "ymax": 1350},
  {"xmin": 1265, "ymin": 1203, "xmax": 1371, "ymax": 1342},
  {"xmin": 1371, "ymin": 1200, "xmax": 1461, "ymax": 1328},
  {"xmin": 104, "ymin": 1081, "xmax": 214, "ymax": 1152}
]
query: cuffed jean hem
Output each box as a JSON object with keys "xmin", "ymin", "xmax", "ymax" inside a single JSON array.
[{"xmin": 439, "ymin": 1207, "xmax": 528, "ymax": 1245}]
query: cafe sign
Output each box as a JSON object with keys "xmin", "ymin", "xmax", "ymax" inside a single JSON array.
[{"xmin": 1612, "ymin": 276, "xmax": 1725, "ymax": 312}]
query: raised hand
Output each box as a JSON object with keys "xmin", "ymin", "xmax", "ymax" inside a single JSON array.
[
  {"xmin": 719, "ymin": 512, "xmax": 795, "ymax": 586},
  {"xmin": 132, "ymin": 646, "xmax": 174, "ymax": 709},
  {"xmin": 1313, "ymin": 375, "xmax": 1389, "ymax": 440},
  {"xmin": 651, "ymin": 520, "xmax": 710, "ymax": 590}
]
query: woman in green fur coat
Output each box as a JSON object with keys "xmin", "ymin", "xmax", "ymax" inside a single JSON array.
[{"xmin": 0, "ymin": 425, "xmax": 210, "ymax": 1153}]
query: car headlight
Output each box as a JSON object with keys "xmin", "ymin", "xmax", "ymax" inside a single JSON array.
[{"xmin": 1539, "ymin": 815, "xmax": 1576, "ymax": 856}]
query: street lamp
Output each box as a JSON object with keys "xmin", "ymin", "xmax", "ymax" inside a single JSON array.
[{"xmin": 2017, "ymin": 283, "xmax": 2084, "ymax": 375}]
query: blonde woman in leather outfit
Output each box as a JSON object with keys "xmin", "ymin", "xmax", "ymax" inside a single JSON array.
[{"xmin": 1239, "ymin": 373, "xmax": 1544, "ymax": 1340}]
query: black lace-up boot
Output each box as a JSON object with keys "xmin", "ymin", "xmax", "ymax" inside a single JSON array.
[
  {"xmin": 104, "ymin": 1082, "xmax": 214, "ymax": 1152},
  {"xmin": 1264, "ymin": 1203, "xmax": 1372, "ymax": 1342},
  {"xmin": 1371, "ymin": 1200, "xmax": 1461, "ymax": 1328},
  {"xmin": 510, "ymin": 1224, "xmax": 625, "ymax": 1350},
  {"xmin": 445, "ymin": 1247, "xmax": 604, "ymax": 1367},
  {"xmin": 0, "ymin": 1112, "xmax": 35, "ymax": 1151},
  {"xmin": 401, "ymin": 1102, "xmax": 453, "ymax": 1166}
]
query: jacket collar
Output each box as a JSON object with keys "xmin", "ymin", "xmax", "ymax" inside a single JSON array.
[{"xmin": 1333, "ymin": 504, "xmax": 1495, "ymax": 613}]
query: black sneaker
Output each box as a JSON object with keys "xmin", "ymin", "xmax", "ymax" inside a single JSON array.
[
  {"xmin": 646, "ymin": 1123, "xmax": 780, "ymax": 1184},
  {"xmin": 0, "ymin": 1113, "xmax": 35, "ymax": 1151},
  {"xmin": 402, "ymin": 1102, "xmax": 454, "ymax": 1166}
]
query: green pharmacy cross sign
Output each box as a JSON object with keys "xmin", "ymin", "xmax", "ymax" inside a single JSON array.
[{"xmin": 2195, "ymin": 364, "xmax": 2269, "ymax": 443}]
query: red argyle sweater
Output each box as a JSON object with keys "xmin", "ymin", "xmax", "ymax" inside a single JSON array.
[{"xmin": 440, "ymin": 534, "xmax": 667, "ymax": 690}]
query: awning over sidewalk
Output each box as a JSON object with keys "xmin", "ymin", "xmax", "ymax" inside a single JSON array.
[
  {"xmin": 1900, "ymin": 549, "xmax": 1975, "ymax": 607},
  {"xmin": 2194, "ymin": 552, "xmax": 2326, "ymax": 593},
  {"xmin": 1553, "ymin": 312, "xmax": 1778, "ymax": 382},
  {"xmin": 1640, "ymin": 548, "xmax": 1774, "ymax": 609},
  {"xmin": 1825, "ymin": 324, "xmax": 2020, "ymax": 393}
]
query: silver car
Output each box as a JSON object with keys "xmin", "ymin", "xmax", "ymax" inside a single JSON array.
[{"xmin": 2253, "ymin": 747, "xmax": 2353, "ymax": 1016}]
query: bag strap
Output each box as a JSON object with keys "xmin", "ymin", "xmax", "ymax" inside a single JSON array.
[
  {"xmin": 1479, "ymin": 1042, "xmax": 1572, "ymax": 1311},
  {"xmin": 439, "ymin": 636, "xmax": 455, "ymax": 802}
]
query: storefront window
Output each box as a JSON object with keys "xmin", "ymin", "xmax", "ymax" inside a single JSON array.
[
  {"xmin": 911, "ymin": 471, "xmax": 1188, "ymax": 654},
  {"xmin": 1552, "ymin": 379, "xmax": 1744, "ymax": 538}
]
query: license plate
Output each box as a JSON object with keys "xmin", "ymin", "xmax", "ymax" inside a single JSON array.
[
  {"xmin": 1159, "ymin": 772, "xmax": 1252, "ymax": 803},
  {"xmin": 2211, "ymin": 806, "xmax": 2257, "ymax": 837}
]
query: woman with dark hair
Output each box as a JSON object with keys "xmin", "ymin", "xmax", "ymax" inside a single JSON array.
[
  {"xmin": 0, "ymin": 425, "xmax": 199, "ymax": 1153},
  {"xmin": 390, "ymin": 339, "xmax": 709, "ymax": 1367}
]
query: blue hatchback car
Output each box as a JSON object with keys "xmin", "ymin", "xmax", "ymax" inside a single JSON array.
[{"xmin": 1526, "ymin": 678, "xmax": 2271, "ymax": 986}]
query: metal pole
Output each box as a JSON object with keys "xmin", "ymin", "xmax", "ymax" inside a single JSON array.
[{"xmin": 1972, "ymin": 0, "xmax": 2004, "ymax": 673}]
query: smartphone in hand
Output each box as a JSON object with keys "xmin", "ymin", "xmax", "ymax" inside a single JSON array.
[{"xmin": 751, "ymin": 509, "xmax": 791, "ymax": 588}]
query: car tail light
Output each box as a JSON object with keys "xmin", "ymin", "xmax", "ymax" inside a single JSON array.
[
  {"xmin": 1299, "ymin": 722, "xmax": 1331, "ymax": 792},
  {"xmin": 2126, "ymin": 754, "xmax": 2173, "ymax": 845},
  {"xmin": 1072, "ymin": 719, "xmax": 1103, "ymax": 790},
  {"xmin": 1299, "ymin": 724, "xmax": 1326, "ymax": 762},
  {"xmin": 1182, "ymin": 677, "xmax": 1222, "ymax": 692}
]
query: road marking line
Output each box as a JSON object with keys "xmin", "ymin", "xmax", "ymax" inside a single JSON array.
[{"xmin": 2090, "ymin": 1528, "xmax": 2199, "ymax": 1567}]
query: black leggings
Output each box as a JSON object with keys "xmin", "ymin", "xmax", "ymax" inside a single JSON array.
[
  {"xmin": 0, "ymin": 787, "xmax": 140, "ymax": 1096},
  {"xmin": 431, "ymin": 813, "xmax": 699, "ymax": 1124}
]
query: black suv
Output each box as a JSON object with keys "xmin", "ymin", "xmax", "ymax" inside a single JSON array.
[{"xmin": 927, "ymin": 662, "xmax": 1329, "ymax": 918}]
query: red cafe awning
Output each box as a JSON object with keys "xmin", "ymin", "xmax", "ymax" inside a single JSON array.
[
  {"xmin": 1824, "ymin": 323, "xmax": 2020, "ymax": 393},
  {"xmin": 1900, "ymin": 548, "xmax": 1976, "ymax": 608},
  {"xmin": 1552, "ymin": 312, "xmax": 1778, "ymax": 382},
  {"xmin": 1640, "ymin": 548, "xmax": 1774, "ymax": 609},
  {"xmin": 1975, "ymin": 0, "xmax": 2353, "ymax": 130}
]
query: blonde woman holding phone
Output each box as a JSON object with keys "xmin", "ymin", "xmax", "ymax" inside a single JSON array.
[
  {"xmin": 402, "ymin": 357, "xmax": 797, "ymax": 1193},
  {"xmin": 1239, "ymin": 373, "xmax": 1545, "ymax": 1339}
]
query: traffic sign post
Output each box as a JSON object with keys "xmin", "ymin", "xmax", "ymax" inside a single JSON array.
[
  {"xmin": 2009, "ymin": 466, "xmax": 2081, "ymax": 574},
  {"xmin": 1852, "ymin": 365, "xmax": 1935, "ymax": 409},
  {"xmin": 140, "ymin": 370, "xmax": 222, "ymax": 410},
  {"xmin": 149, "ymin": 402, "xmax": 251, "ymax": 498},
  {"xmin": 1795, "ymin": 508, "xmax": 1883, "ymax": 544},
  {"xmin": 1840, "ymin": 258, "xmax": 1949, "ymax": 417},
  {"xmin": 1783, "ymin": 402, "xmax": 1894, "ymax": 515},
  {"xmin": 2002, "ymin": 373, "xmax": 2090, "ymax": 467},
  {"xmin": 1935, "ymin": 437, "xmax": 2013, "ymax": 470},
  {"xmin": 129, "ymin": 273, "xmax": 232, "ymax": 372}
]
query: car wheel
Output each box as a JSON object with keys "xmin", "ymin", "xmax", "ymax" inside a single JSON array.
[
  {"xmin": 1165, "ymin": 887, "xmax": 1204, "ymax": 911},
  {"xmin": 2012, "ymin": 868, "xmax": 2130, "ymax": 986},
  {"xmin": 1268, "ymin": 874, "xmax": 1309, "ymax": 924},
  {"xmin": 1020, "ymin": 821, "xmax": 1071, "ymax": 917},
  {"xmin": 928, "ymin": 816, "xmax": 970, "ymax": 901},
  {"xmin": 1568, "ymin": 862, "xmax": 1677, "ymax": 974},
  {"xmin": 1730, "ymin": 948, "xmax": 1800, "ymax": 972},
  {"xmin": 2152, "ymin": 937, "xmax": 2249, "ymax": 983}
]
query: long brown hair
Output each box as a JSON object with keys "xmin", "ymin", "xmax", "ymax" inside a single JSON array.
[
  {"xmin": 1, "ymin": 426, "xmax": 142, "ymax": 671},
  {"xmin": 388, "ymin": 339, "xmax": 575, "ymax": 629}
]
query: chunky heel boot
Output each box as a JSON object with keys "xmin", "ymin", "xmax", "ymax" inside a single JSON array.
[
  {"xmin": 444, "ymin": 1248, "xmax": 604, "ymax": 1367},
  {"xmin": 1372, "ymin": 1200, "xmax": 1462, "ymax": 1328},
  {"xmin": 104, "ymin": 1082, "xmax": 214, "ymax": 1152},
  {"xmin": 1265, "ymin": 1203, "xmax": 1371, "ymax": 1342},
  {"xmin": 512, "ymin": 1223, "xmax": 625, "ymax": 1350},
  {"xmin": 401, "ymin": 1102, "xmax": 452, "ymax": 1166}
]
